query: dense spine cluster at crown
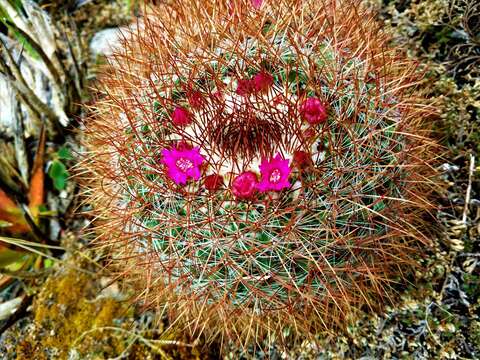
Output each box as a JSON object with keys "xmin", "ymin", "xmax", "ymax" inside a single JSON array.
[{"xmin": 80, "ymin": 0, "xmax": 438, "ymax": 350}]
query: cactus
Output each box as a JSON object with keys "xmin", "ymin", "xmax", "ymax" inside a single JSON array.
[{"xmin": 80, "ymin": 0, "xmax": 438, "ymax": 350}]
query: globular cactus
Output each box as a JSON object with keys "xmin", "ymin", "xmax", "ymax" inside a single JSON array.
[{"xmin": 81, "ymin": 0, "xmax": 438, "ymax": 350}]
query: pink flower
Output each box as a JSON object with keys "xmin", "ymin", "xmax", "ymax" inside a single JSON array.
[
  {"xmin": 232, "ymin": 171, "xmax": 258, "ymax": 199},
  {"xmin": 251, "ymin": 0, "xmax": 263, "ymax": 9},
  {"xmin": 253, "ymin": 71, "xmax": 274, "ymax": 93},
  {"xmin": 161, "ymin": 146, "xmax": 205, "ymax": 185},
  {"xmin": 204, "ymin": 174, "xmax": 224, "ymax": 191},
  {"xmin": 171, "ymin": 106, "xmax": 192, "ymax": 126},
  {"xmin": 300, "ymin": 97, "xmax": 327, "ymax": 125},
  {"xmin": 257, "ymin": 153, "xmax": 291, "ymax": 192},
  {"xmin": 236, "ymin": 79, "xmax": 255, "ymax": 97}
]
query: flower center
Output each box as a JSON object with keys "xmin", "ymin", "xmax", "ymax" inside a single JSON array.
[
  {"xmin": 269, "ymin": 169, "xmax": 282, "ymax": 183},
  {"xmin": 176, "ymin": 157, "xmax": 194, "ymax": 172}
]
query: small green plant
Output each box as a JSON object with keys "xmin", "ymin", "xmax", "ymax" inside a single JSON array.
[
  {"xmin": 48, "ymin": 147, "xmax": 72, "ymax": 192},
  {"xmin": 81, "ymin": 0, "xmax": 439, "ymax": 351}
]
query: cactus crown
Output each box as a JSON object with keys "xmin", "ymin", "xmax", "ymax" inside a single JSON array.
[{"xmin": 81, "ymin": 0, "xmax": 438, "ymax": 350}]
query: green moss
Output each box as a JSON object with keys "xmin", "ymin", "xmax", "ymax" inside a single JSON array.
[
  {"xmin": 12, "ymin": 266, "xmax": 211, "ymax": 359},
  {"xmin": 471, "ymin": 321, "xmax": 480, "ymax": 350},
  {"xmin": 16, "ymin": 269, "xmax": 127, "ymax": 358}
]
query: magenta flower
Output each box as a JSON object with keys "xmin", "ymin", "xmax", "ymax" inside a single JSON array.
[
  {"xmin": 300, "ymin": 97, "xmax": 327, "ymax": 125},
  {"xmin": 232, "ymin": 171, "xmax": 258, "ymax": 199},
  {"xmin": 257, "ymin": 153, "xmax": 291, "ymax": 192},
  {"xmin": 253, "ymin": 71, "xmax": 274, "ymax": 93},
  {"xmin": 161, "ymin": 146, "xmax": 205, "ymax": 185},
  {"xmin": 171, "ymin": 106, "xmax": 192, "ymax": 126}
]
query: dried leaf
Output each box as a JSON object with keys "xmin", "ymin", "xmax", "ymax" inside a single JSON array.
[
  {"xmin": 28, "ymin": 123, "xmax": 46, "ymax": 217},
  {"xmin": 0, "ymin": 188, "xmax": 29, "ymax": 234}
]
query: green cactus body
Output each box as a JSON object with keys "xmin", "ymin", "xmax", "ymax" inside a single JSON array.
[{"xmin": 81, "ymin": 0, "xmax": 438, "ymax": 349}]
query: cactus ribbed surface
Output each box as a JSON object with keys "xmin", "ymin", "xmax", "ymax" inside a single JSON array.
[{"xmin": 81, "ymin": 0, "xmax": 438, "ymax": 349}]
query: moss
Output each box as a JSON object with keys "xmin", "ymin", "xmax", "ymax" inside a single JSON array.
[
  {"xmin": 10, "ymin": 265, "xmax": 211, "ymax": 359},
  {"xmin": 15, "ymin": 268, "xmax": 127, "ymax": 359},
  {"xmin": 471, "ymin": 321, "xmax": 480, "ymax": 350}
]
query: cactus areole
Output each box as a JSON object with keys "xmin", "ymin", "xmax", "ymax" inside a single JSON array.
[{"xmin": 81, "ymin": 0, "xmax": 438, "ymax": 348}]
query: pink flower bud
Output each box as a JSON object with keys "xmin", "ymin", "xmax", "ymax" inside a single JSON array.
[
  {"xmin": 251, "ymin": 0, "xmax": 263, "ymax": 9},
  {"xmin": 204, "ymin": 174, "xmax": 224, "ymax": 191},
  {"xmin": 187, "ymin": 91, "xmax": 204, "ymax": 109},
  {"xmin": 236, "ymin": 79, "xmax": 255, "ymax": 97},
  {"xmin": 171, "ymin": 106, "xmax": 192, "ymax": 126},
  {"xmin": 300, "ymin": 97, "xmax": 327, "ymax": 125},
  {"xmin": 232, "ymin": 171, "xmax": 258, "ymax": 199},
  {"xmin": 293, "ymin": 150, "xmax": 312, "ymax": 169},
  {"xmin": 253, "ymin": 71, "xmax": 274, "ymax": 93}
]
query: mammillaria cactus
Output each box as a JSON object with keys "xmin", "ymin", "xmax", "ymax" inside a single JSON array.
[{"xmin": 81, "ymin": 0, "xmax": 438, "ymax": 350}]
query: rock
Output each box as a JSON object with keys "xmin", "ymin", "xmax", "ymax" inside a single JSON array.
[{"xmin": 89, "ymin": 27, "xmax": 130, "ymax": 57}]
